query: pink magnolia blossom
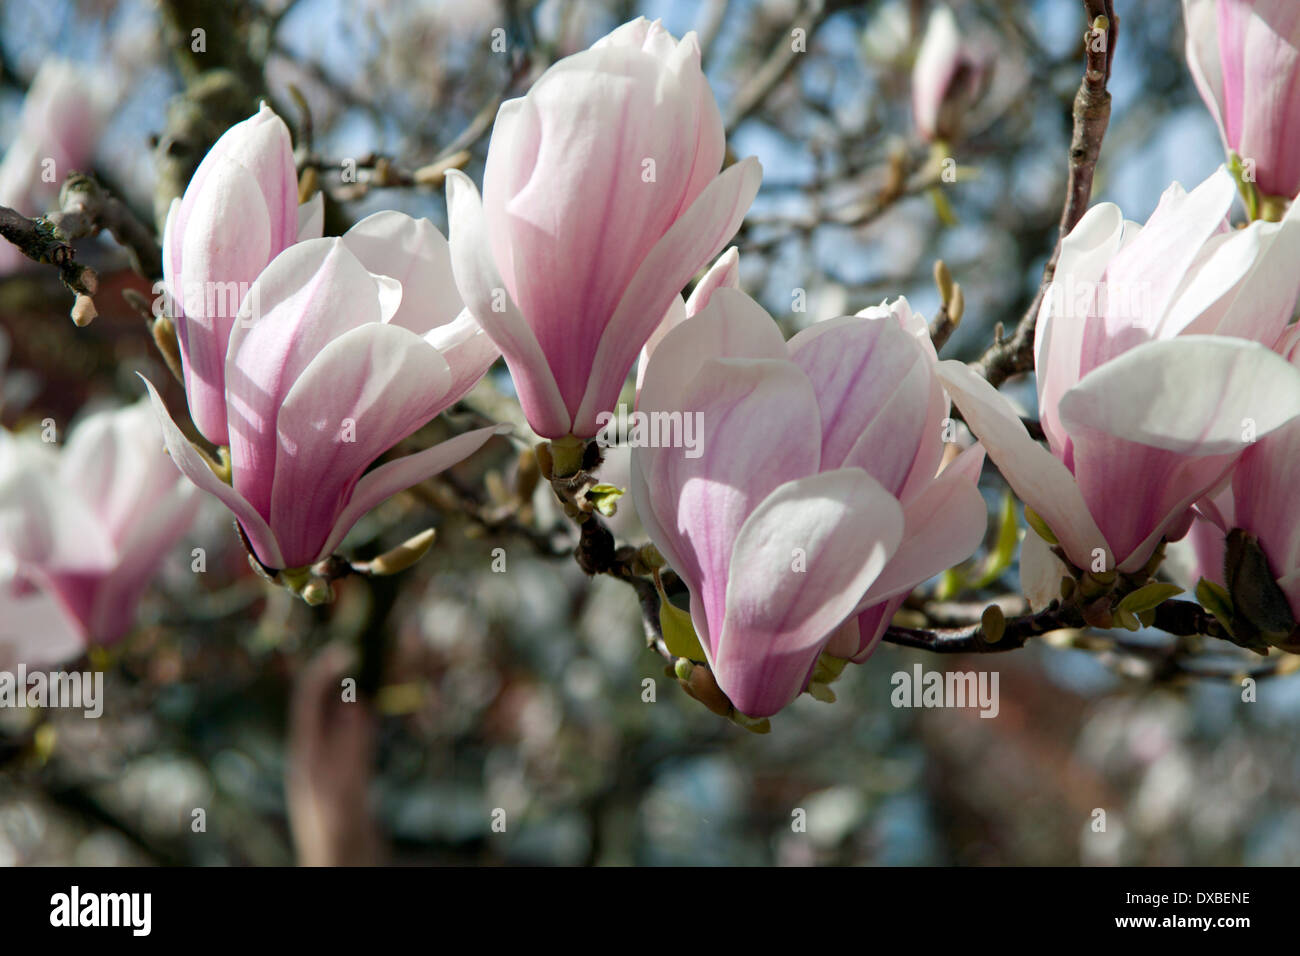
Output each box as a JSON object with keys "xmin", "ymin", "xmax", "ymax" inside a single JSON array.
[
  {"xmin": 0, "ymin": 401, "xmax": 198, "ymax": 666},
  {"xmin": 821, "ymin": 301, "xmax": 987, "ymax": 664},
  {"xmin": 940, "ymin": 167, "xmax": 1300, "ymax": 580},
  {"xmin": 446, "ymin": 17, "xmax": 762, "ymax": 440},
  {"xmin": 162, "ymin": 104, "xmax": 324, "ymax": 447},
  {"xmin": 1192, "ymin": 330, "xmax": 1300, "ymax": 618},
  {"xmin": 1184, "ymin": 0, "xmax": 1300, "ymax": 199},
  {"xmin": 631, "ymin": 289, "xmax": 986, "ymax": 717},
  {"xmin": 912, "ymin": 4, "xmax": 993, "ymax": 143},
  {"xmin": 148, "ymin": 212, "xmax": 501, "ymax": 571}
]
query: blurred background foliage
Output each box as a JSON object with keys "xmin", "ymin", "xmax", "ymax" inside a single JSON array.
[{"xmin": 3, "ymin": 0, "xmax": 1299, "ymax": 866}]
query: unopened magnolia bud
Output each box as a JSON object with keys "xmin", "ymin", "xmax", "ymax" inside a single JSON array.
[
  {"xmin": 362, "ymin": 527, "xmax": 436, "ymax": 576},
  {"xmin": 639, "ymin": 544, "xmax": 667, "ymax": 572},
  {"xmin": 279, "ymin": 566, "xmax": 334, "ymax": 605},
  {"xmin": 677, "ymin": 661, "xmax": 732, "ymax": 717},
  {"xmin": 514, "ymin": 448, "xmax": 540, "ymax": 503},
  {"xmin": 949, "ymin": 283, "xmax": 965, "ymax": 324},
  {"xmin": 414, "ymin": 150, "xmax": 471, "ymax": 188},
  {"xmin": 301, "ymin": 578, "xmax": 333, "ymax": 606},
  {"xmin": 71, "ymin": 293, "xmax": 97, "ymax": 327},
  {"xmin": 933, "ymin": 259, "xmax": 954, "ymax": 303},
  {"xmin": 150, "ymin": 314, "xmax": 186, "ymax": 384},
  {"xmin": 298, "ymin": 164, "xmax": 319, "ymax": 204},
  {"xmin": 980, "ymin": 604, "xmax": 1006, "ymax": 643}
]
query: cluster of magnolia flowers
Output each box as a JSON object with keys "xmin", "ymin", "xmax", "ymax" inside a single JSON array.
[{"xmin": 6, "ymin": 3, "xmax": 1300, "ymax": 727}]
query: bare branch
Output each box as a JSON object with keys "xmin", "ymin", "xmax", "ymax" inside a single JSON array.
[
  {"xmin": 973, "ymin": 1, "xmax": 1117, "ymax": 387},
  {"xmin": 0, "ymin": 173, "xmax": 162, "ymax": 326}
]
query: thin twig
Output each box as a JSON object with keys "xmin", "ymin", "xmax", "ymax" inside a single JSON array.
[
  {"xmin": 0, "ymin": 173, "xmax": 163, "ymax": 326},
  {"xmin": 724, "ymin": 0, "xmax": 850, "ymax": 132},
  {"xmin": 973, "ymin": 1, "xmax": 1116, "ymax": 387}
]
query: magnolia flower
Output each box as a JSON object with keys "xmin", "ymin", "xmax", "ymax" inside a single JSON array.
[
  {"xmin": 912, "ymin": 4, "xmax": 993, "ymax": 143},
  {"xmin": 0, "ymin": 60, "xmax": 110, "ymax": 273},
  {"xmin": 447, "ymin": 17, "xmax": 762, "ymax": 440},
  {"xmin": 1184, "ymin": 0, "xmax": 1300, "ymax": 200},
  {"xmin": 1190, "ymin": 329, "xmax": 1300, "ymax": 631},
  {"xmin": 940, "ymin": 167, "xmax": 1300, "ymax": 581},
  {"xmin": 820, "ymin": 302, "xmax": 987, "ymax": 664},
  {"xmin": 631, "ymin": 289, "xmax": 987, "ymax": 717},
  {"xmin": 148, "ymin": 212, "xmax": 501, "ymax": 572},
  {"xmin": 162, "ymin": 104, "xmax": 324, "ymax": 447},
  {"xmin": 0, "ymin": 401, "xmax": 198, "ymax": 666}
]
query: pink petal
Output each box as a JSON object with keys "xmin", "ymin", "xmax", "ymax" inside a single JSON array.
[
  {"xmin": 787, "ymin": 313, "xmax": 936, "ymax": 492},
  {"xmin": 1019, "ymin": 526, "xmax": 1069, "ymax": 612},
  {"xmin": 297, "ymin": 192, "xmax": 324, "ymax": 242},
  {"xmin": 225, "ymin": 239, "xmax": 387, "ymax": 519},
  {"xmin": 495, "ymin": 41, "xmax": 726, "ymax": 412},
  {"xmin": 422, "ymin": 309, "xmax": 502, "ymax": 409},
  {"xmin": 318, "ymin": 425, "xmax": 509, "ymax": 558},
  {"xmin": 342, "ymin": 211, "xmax": 464, "ymax": 335},
  {"xmin": 1034, "ymin": 201, "xmax": 1125, "ymax": 454},
  {"xmin": 1058, "ymin": 335, "xmax": 1300, "ymax": 455},
  {"xmin": 0, "ymin": 581, "xmax": 87, "ymax": 669},
  {"xmin": 141, "ymin": 376, "xmax": 284, "ymax": 568},
  {"xmin": 271, "ymin": 322, "xmax": 454, "ymax": 567},
  {"xmin": 715, "ymin": 468, "xmax": 904, "ymax": 717},
  {"xmin": 570, "ymin": 158, "xmax": 762, "ymax": 436},
  {"xmin": 633, "ymin": 357, "xmax": 821, "ymax": 662},
  {"xmin": 635, "ymin": 246, "xmax": 741, "ymax": 395},
  {"xmin": 172, "ymin": 157, "xmax": 274, "ymax": 446},
  {"xmin": 637, "ymin": 286, "xmax": 788, "ymax": 417},
  {"xmin": 858, "ymin": 444, "xmax": 987, "ymax": 607},
  {"xmin": 1234, "ymin": 415, "xmax": 1300, "ymax": 588},
  {"xmin": 1169, "ymin": 184, "xmax": 1300, "ymax": 343},
  {"xmin": 937, "ymin": 359, "xmax": 1109, "ymax": 571},
  {"xmin": 445, "ymin": 169, "xmax": 570, "ymax": 437}
]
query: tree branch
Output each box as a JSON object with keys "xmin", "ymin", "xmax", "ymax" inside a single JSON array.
[
  {"xmin": 973, "ymin": 1, "xmax": 1116, "ymax": 387},
  {"xmin": 884, "ymin": 603, "xmax": 1084, "ymax": 654},
  {"xmin": 48, "ymin": 173, "xmax": 163, "ymax": 279},
  {"xmin": 0, "ymin": 173, "xmax": 163, "ymax": 326},
  {"xmin": 724, "ymin": 0, "xmax": 850, "ymax": 132},
  {"xmin": 0, "ymin": 204, "xmax": 98, "ymax": 324}
]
